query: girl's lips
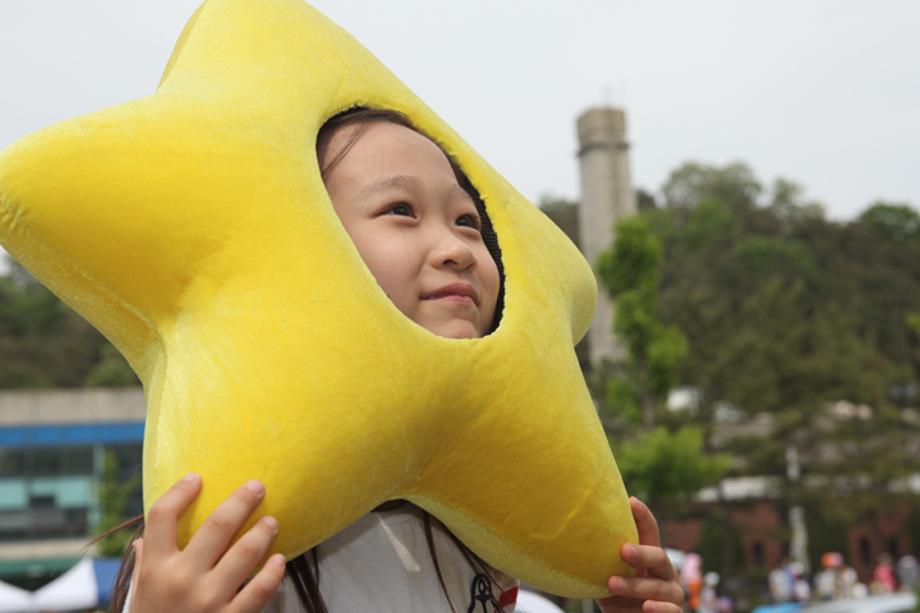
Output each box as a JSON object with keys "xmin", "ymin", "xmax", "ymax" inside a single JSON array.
[
  {"xmin": 423, "ymin": 282, "xmax": 480, "ymax": 305},
  {"xmin": 428, "ymin": 294, "xmax": 476, "ymax": 306}
]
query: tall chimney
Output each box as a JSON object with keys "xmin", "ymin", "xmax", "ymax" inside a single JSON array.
[{"xmin": 576, "ymin": 107, "xmax": 637, "ymax": 367}]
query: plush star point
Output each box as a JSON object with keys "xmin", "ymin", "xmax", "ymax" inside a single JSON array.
[{"xmin": 0, "ymin": 0, "xmax": 636, "ymax": 597}]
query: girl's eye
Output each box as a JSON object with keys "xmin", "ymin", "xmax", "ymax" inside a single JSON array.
[
  {"xmin": 385, "ymin": 202, "xmax": 415, "ymax": 217},
  {"xmin": 457, "ymin": 213, "xmax": 482, "ymax": 231}
]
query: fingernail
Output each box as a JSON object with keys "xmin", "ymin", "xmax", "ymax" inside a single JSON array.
[
  {"xmin": 608, "ymin": 576, "xmax": 624, "ymax": 592},
  {"xmin": 271, "ymin": 554, "xmax": 285, "ymax": 569},
  {"xmin": 183, "ymin": 472, "xmax": 200, "ymax": 483},
  {"xmin": 623, "ymin": 543, "xmax": 638, "ymax": 557},
  {"xmin": 261, "ymin": 516, "xmax": 279, "ymax": 532},
  {"xmin": 245, "ymin": 479, "xmax": 265, "ymax": 496}
]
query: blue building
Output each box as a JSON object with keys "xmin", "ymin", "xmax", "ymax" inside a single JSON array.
[{"xmin": 0, "ymin": 388, "xmax": 144, "ymax": 589}]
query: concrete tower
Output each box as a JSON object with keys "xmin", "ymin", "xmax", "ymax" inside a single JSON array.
[{"xmin": 576, "ymin": 107, "xmax": 637, "ymax": 367}]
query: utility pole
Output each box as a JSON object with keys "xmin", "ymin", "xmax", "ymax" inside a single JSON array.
[{"xmin": 786, "ymin": 445, "xmax": 810, "ymax": 573}]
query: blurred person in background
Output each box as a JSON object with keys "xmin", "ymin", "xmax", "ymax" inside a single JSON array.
[
  {"xmin": 789, "ymin": 562, "xmax": 811, "ymax": 602},
  {"xmin": 815, "ymin": 553, "xmax": 844, "ymax": 601},
  {"xmin": 769, "ymin": 558, "xmax": 794, "ymax": 603},
  {"xmin": 872, "ymin": 553, "xmax": 897, "ymax": 593},
  {"xmin": 697, "ymin": 572, "xmax": 719, "ymax": 613},
  {"xmin": 680, "ymin": 553, "xmax": 703, "ymax": 611},
  {"xmin": 896, "ymin": 554, "xmax": 918, "ymax": 592}
]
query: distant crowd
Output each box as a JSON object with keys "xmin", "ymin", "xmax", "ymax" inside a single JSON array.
[
  {"xmin": 767, "ymin": 552, "xmax": 918, "ymax": 603},
  {"xmin": 669, "ymin": 550, "xmax": 919, "ymax": 613}
]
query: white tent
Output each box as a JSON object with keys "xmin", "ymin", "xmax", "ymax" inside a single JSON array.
[
  {"xmin": 29, "ymin": 558, "xmax": 97, "ymax": 611},
  {"xmin": 0, "ymin": 579, "xmax": 32, "ymax": 613},
  {"xmin": 0, "ymin": 557, "xmax": 121, "ymax": 612}
]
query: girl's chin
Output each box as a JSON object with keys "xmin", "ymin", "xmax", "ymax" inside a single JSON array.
[{"xmin": 421, "ymin": 317, "xmax": 481, "ymax": 339}]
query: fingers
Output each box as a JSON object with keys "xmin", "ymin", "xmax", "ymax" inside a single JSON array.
[
  {"xmin": 144, "ymin": 472, "xmax": 202, "ymax": 559},
  {"xmin": 596, "ymin": 593, "xmax": 643, "ymax": 612},
  {"xmin": 131, "ymin": 538, "xmax": 144, "ymax": 586},
  {"xmin": 642, "ymin": 602, "xmax": 683, "ymax": 613},
  {"xmin": 597, "ymin": 595, "xmax": 683, "ymax": 613},
  {"xmin": 184, "ymin": 480, "xmax": 267, "ymax": 571},
  {"xmin": 607, "ymin": 574, "xmax": 684, "ymax": 608},
  {"xmin": 621, "ymin": 543, "xmax": 676, "ymax": 581},
  {"xmin": 212, "ymin": 514, "xmax": 280, "ymax": 590},
  {"xmin": 629, "ymin": 497, "xmax": 662, "ymax": 548},
  {"xmin": 229, "ymin": 554, "xmax": 286, "ymax": 613},
  {"xmin": 604, "ymin": 500, "xmax": 682, "ymax": 613}
]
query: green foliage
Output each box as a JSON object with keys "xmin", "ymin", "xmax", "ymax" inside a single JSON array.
[
  {"xmin": 646, "ymin": 327, "xmax": 688, "ymax": 399},
  {"xmin": 595, "ymin": 214, "xmax": 727, "ymax": 515},
  {"xmin": 683, "ymin": 200, "xmax": 737, "ymax": 248},
  {"xmin": 645, "ymin": 161, "xmax": 920, "ymax": 566},
  {"xmin": 767, "ymin": 177, "xmax": 825, "ymax": 227},
  {"xmin": 662, "ymin": 161, "xmax": 761, "ymax": 210},
  {"xmin": 636, "ymin": 188, "xmax": 658, "ymax": 212},
  {"xmin": 603, "ymin": 377, "xmax": 641, "ymax": 426},
  {"xmin": 597, "ymin": 217, "xmax": 687, "ymax": 427},
  {"xmin": 612, "ymin": 162, "xmax": 920, "ymax": 585},
  {"xmin": 94, "ymin": 450, "xmax": 142, "ymax": 557},
  {"xmin": 909, "ymin": 312, "xmax": 920, "ymax": 335},
  {"xmin": 614, "ymin": 426, "xmax": 730, "ymax": 509},
  {"xmin": 858, "ymin": 201, "xmax": 920, "ymax": 242},
  {"xmin": 597, "ymin": 216, "xmax": 688, "ymax": 408},
  {"xmin": 538, "ymin": 194, "xmax": 580, "ymax": 248},
  {"xmin": 697, "ymin": 508, "xmax": 745, "ymax": 575},
  {"xmin": 804, "ymin": 505, "xmax": 848, "ymax": 572},
  {"xmin": 85, "ymin": 344, "xmax": 138, "ymax": 387},
  {"xmin": 597, "ymin": 216, "xmax": 662, "ymax": 298},
  {"xmin": 652, "ymin": 161, "xmax": 917, "ymax": 425},
  {"xmin": 0, "ymin": 257, "xmax": 138, "ymax": 388}
]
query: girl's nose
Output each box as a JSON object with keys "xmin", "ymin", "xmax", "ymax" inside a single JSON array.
[{"xmin": 431, "ymin": 232, "xmax": 476, "ymax": 271}]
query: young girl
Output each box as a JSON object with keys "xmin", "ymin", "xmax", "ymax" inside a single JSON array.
[{"xmin": 109, "ymin": 108, "xmax": 685, "ymax": 613}]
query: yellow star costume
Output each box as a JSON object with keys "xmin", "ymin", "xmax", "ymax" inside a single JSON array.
[{"xmin": 0, "ymin": 0, "xmax": 637, "ymax": 597}]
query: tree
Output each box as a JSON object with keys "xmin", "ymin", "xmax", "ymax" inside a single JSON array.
[
  {"xmin": 85, "ymin": 344, "xmax": 139, "ymax": 387},
  {"xmin": 0, "ymin": 256, "xmax": 138, "ymax": 388},
  {"xmin": 595, "ymin": 215, "xmax": 727, "ymax": 515},
  {"xmin": 597, "ymin": 216, "xmax": 687, "ymax": 428},
  {"xmin": 538, "ymin": 194, "xmax": 580, "ymax": 248},
  {"xmin": 661, "ymin": 161, "xmax": 761, "ymax": 211},
  {"xmin": 93, "ymin": 450, "xmax": 142, "ymax": 557},
  {"xmin": 644, "ymin": 161, "xmax": 920, "ymax": 580},
  {"xmin": 615, "ymin": 426, "xmax": 728, "ymax": 512},
  {"xmin": 858, "ymin": 201, "xmax": 920, "ymax": 242}
]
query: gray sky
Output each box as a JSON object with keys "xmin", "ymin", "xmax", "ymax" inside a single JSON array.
[{"xmin": 1, "ymin": 1, "xmax": 918, "ymax": 275}]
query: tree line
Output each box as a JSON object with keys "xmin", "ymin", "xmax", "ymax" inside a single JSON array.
[
  {"xmin": 0, "ymin": 259, "xmax": 137, "ymax": 388},
  {"xmin": 542, "ymin": 160, "xmax": 920, "ymax": 576}
]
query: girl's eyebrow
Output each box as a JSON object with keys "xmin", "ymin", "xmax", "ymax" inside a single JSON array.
[
  {"xmin": 359, "ymin": 174, "xmax": 416, "ymax": 196},
  {"xmin": 450, "ymin": 183, "xmax": 473, "ymax": 200}
]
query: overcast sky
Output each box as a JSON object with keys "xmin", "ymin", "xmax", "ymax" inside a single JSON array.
[{"xmin": 1, "ymin": 1, "xmax": 918, "ymax": 274}]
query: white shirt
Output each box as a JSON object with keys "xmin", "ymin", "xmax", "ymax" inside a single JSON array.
[
  {"xmin": 123, "ymin": 505, "xmax": 519, "ymax": 612},
  {"xmin": 264, "ymin": 504, "xmax": 519, "ymax": 612}
]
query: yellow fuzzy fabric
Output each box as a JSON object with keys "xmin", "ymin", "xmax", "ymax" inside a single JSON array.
[{"xmin": 0, "ymin": 0, "xmax": 636, "ymax": 597}]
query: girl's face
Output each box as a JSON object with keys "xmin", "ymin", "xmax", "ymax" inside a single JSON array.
[{"xmin": 320, "ymin": 121, "xmax": 500, "ymax": 339}]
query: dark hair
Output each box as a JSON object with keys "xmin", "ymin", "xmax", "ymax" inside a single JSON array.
[
  {"xmin": 100, "ymin": 107, "xmax": 506, "ymax": 613},
  {"xmin": 317, "ymin": 107, "xmax": 505, "ymax": 334}
]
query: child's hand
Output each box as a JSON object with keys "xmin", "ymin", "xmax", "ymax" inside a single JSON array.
[
  {"xmin": 596, "ymin": 497, "xmax": 685, "ymax": 613},
  {"xmin": 128, "ymin": 473, "xmax": 286, "ymax": 612}
]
